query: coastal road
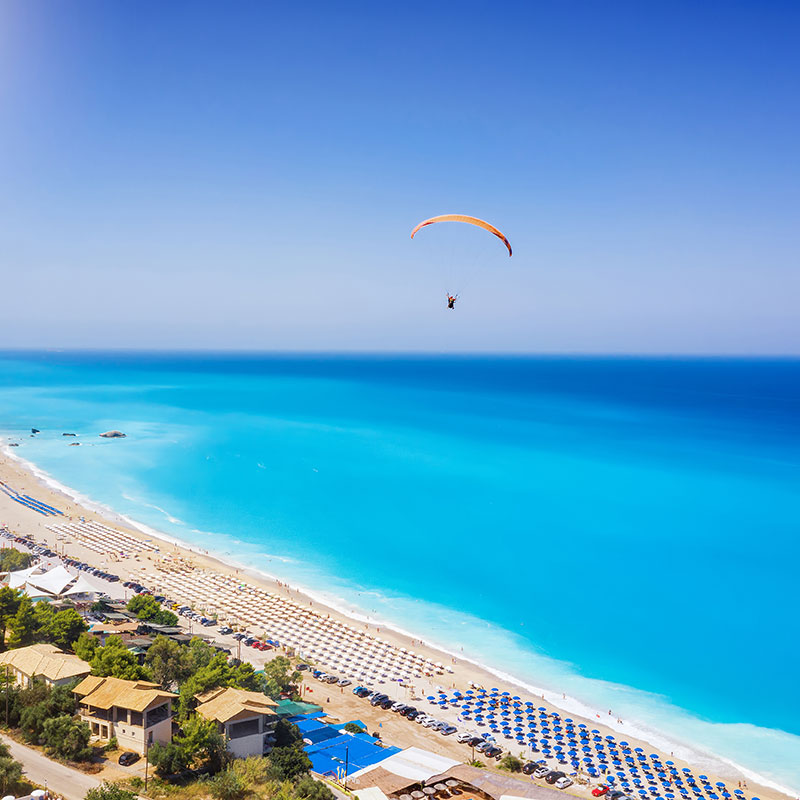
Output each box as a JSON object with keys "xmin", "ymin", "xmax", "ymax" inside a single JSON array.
[{"xmin": 0, "ymin": 733, "xmax": 101, "ymax": 800}]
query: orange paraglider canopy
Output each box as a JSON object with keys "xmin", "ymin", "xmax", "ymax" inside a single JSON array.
[{"xmin": 410, "ymin": 214, "xmax": 512, "ymax": 256}]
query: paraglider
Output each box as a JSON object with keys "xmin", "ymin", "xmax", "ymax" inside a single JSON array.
[
  {"xmin": 411, "ymin": 215, "xmax": 511, "ymax": 309},
  {"xmin": 410, "ymin": 214, "xmax": 512, "ymax": 257}
]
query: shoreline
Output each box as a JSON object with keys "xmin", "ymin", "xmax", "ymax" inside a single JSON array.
[{"xmin": 0, "ymin": 442, "xmax": 794, "ymax": 800}]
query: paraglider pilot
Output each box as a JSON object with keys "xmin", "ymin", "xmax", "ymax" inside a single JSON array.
[{"xmin": 447, "ymin": 294, "xmax": 458, "ymax": 310}]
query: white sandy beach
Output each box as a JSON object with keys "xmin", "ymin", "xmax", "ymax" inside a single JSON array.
[{"xmin": 0, "ymin": 445, "xmax": 789, "ymax": 800}]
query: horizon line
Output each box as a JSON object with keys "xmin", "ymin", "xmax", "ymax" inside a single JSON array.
[{"xmin": 1, "ymin": 347, "xmax": 799, "ymax": 361}]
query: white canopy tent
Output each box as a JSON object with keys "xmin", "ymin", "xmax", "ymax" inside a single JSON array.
[
  {"xmin": 6, "ymin": 566, "xmax": 40, "ymax": 588},
  {"xmin": 63, "ymin": 574, "xmax": 105, "ymax": 598},
  {"xmin": 27, "ymin": 564, "xmax": 75, "ymax": 596},
  {"xmin": 21, "ymin": 582, "xmax": 54, "ymax": 601}
]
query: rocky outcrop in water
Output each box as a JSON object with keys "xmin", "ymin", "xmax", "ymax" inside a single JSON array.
[{"xmin": 99, "ymin": 430, "xmax": 126, "ymax": 438}]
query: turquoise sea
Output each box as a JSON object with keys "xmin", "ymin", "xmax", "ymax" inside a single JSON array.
[{"xmin": 0, "ymin": 352, "xmax": 798, "ymax": 790}]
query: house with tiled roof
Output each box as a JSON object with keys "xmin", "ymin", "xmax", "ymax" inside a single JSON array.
[
  {"xmin": 0, "ymin": 643, "xmax": 91, "ymax": 688},
  {"xmin": 73, "ymin": 675, "xmax": 176, "ymax": 755},
  {"xmin": 195, "ymin": 686, "xmax": 279, "ymax": 758}
]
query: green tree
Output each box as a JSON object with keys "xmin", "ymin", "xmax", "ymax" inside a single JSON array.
[
  {"xmin": 295, "ymin": 774, "xmax": 336, "ymax": 800},
  {"xmin": 127, "ymin": 595, "xmax": 178, "ymax": 626},
  {"xmin": 18, "ymin": 703, "xmax": 49, "ymax": 743},
  {"xmin": 33, "ymin": 600, "xmax": 56, "ymax": 642},
  {"xmin": 261, "ymin": 656, "xmax": 302, "ymax": 699},
  {"xmin": 188, "ymin": 637, "xmax": 217, "ymax": 671},
  {"xmin": 267, "ymin": 744, "xmax": 311, "ymax": 781},
  {"xmin": 0, "ymin": 739, "xmax": 23, "ymax": 794},
  {"xmin": 41, "ymin": 714, "xmax": 92, "ymax": 760},
  {"xmin": 7, "ymin": 595, "xmax": 37, "ymax": 649},
  {"xmin": 144, "ymin": 635, "xmax": 192, "ymax": 690},
  {"xmin": 0, "ymin": 587, "xmax": 23, "ymax": 650},
  {"xmin": 75, "ymin": 631, "xmax": 99, "ymax": 662},
  {"xmin": 0, "ymin": 549, "xmax": 33, "ymax": 572},
  {"xmin": 273, "ymin": 719, "xmax": 302, "ymax": 748},
  {"xmin": 90, "ymin": 636, "xmax": 152, "ymax": 680},
  {"xmin": 51, "ymin": 608, "xmax": 88, "ymax": 649},
  {"xmin": 147, "ymin": 741, "xmax": 190, "ymax": 777},
  {"xmin": 17, "ymin": 683, "xmax": 77, "ymax": 742},
  {"xmin": 176, "ymin": 713, "xmax": 228, "ymax": 773},
  {"xmin": 209, "ymin": 769, "xmax": 247, "ymax": 800},
  {"xmin": 84, "ymin": 782, "xmax": 138, "ymax": 800}
]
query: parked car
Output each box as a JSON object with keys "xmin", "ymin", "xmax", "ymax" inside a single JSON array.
[
  {"xmin": 422, "ymin": 718, "xmax": 439, "ymax": 728},
  {"xmin": 370, "ymin": 694, "xmax": 389, "ymax": 707},
  {"xmin": 406, "ymin": 710, "xmax": 419, "ymax": 720},
  {"xmin": 118, "ymin": 751, "xmax": 140, "ymax": 766},
  {"xmin": 593, "ymin": 787, "xmax": 610, "ymax": 797},
  {"xmin": 232, "ymin": 632, "xmax": 246, "ymax": 641},
  {"xmin": 533, "ymin": 766, "xmax": 551, "ymax": 779},
  {"xmin": 297, "ymin": 663, "xmax": 310, "ymax": 671},
  {"xmin": 456, "ymin": 732, "xmax": 473, "ymax": 743},
  {"xmin": 337, "ymin": 678, "xmax": 352, "ymax": 687},
  {"xmin": 400, "ymin": 706, "xmax": 416, "ymax": 717},
  {"xmin": 484, "ymin": 746, "xmax": 503, "ymax": 759},
  {"xmin": 415, "ymin": 714, "xmax": 429, "ymax": 725},
  {"xmin": 390, "ymin": 702, "xmax": 406, "ymax": 712},
  {"xmin": 555, "ymin": 778, "xmax": 573, "ymax": 790},
  {"xmin": 546, "ymin": 771, "xmax": 566, "ymax": 785},
  {"xmin": 380, "ymin": 698, "xmax": 393, "ymax": 710},
  {"xmin": 522, "ymin": 762, "xmax": 537, "ymax": 775},
  {"xmin": 441, "ymin": 725, "xmax": 457, "ymax": 736},
  {"xmin": 217, "ymin": 626, "xmax": 233, "ymax": 635}
]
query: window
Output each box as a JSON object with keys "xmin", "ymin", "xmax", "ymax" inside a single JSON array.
[
  {"xmin": 229, "ymin": 718, "xmax": 259, "ymax": 739},
  {"xmin": 130, "ymin": 711, "xmax": 143, "ymax": 726},
  {"xmin": 145, "ymin": 703, "xmax": 170, "ymax": 727}
]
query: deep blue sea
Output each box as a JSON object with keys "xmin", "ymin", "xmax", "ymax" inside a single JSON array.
[{"xmin": 0, "ymin": 352, "xmax": 798, "ymax": 789}]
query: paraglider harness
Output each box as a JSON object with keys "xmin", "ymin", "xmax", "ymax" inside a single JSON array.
[{"xmin": 446, "ymin": 293, "xmax": 459, "ymax": 310}]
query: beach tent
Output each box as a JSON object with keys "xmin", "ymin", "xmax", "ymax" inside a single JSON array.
[
  {"xmin": 63, "ymin": 574, "xmax": 105, "ymax": 598},
  {"xmin": 349, "ymin": 748, "xmax": 459, "ymax": 783},
  {"xmin": 21, "ymin": 583, "xmax": 54, "ymax": 601},
  {"xmin": 27, "ymin": 565, "xmax": 74, "ymax": 596},
  {"xmin": 6, "ymin": 566, "xmax": 40, "ymax": 588}
]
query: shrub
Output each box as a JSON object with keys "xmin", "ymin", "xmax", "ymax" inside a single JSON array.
[
  {"xmin": 499, "ymin": 753, "xmax": 523, "ymax": 773},
  {"xmin": 209, "ymin": 769, "xmax": 248, "ymax": 800},
  {"xmin": 343, "ymin": 722, "xmax": 364, "ymax": 734},
  {"xmin": 267, "ymin": 745, "xmax": 311, "ymax": 781},
  {"xmin": 85, "ymin": 783, "xmax": 138, "ymax": 800},
  {"xmin": 295, "ymin": 774, "xmax": 336, "ymax": 800}
]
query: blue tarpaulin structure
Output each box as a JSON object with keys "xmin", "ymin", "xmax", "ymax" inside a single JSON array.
[
  {"xmin": 306, "ymin": 733, "xmax": 400, "ymax": 776},
  {"xmin": 289, "ymin": 714, "xmax": 399, "ymax": 777}
]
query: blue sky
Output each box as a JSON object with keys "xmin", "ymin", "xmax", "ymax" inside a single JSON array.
[{"xmin": 1, "ymin": 1, "xmax": 798, "ymax": 353}]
